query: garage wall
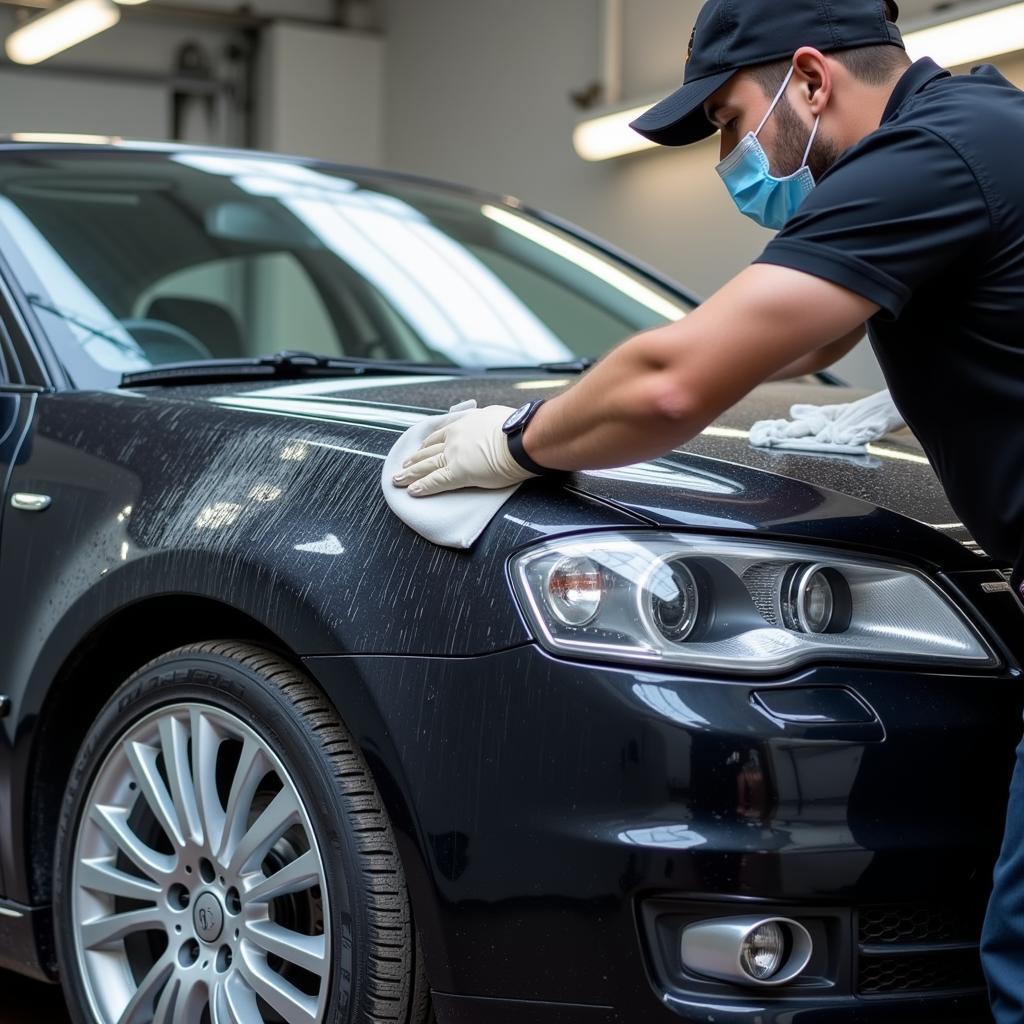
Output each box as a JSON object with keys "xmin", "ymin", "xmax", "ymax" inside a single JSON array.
[
  {"xmin": 258, "ymin": 23, "xmax": 384, "ymax": 165},
  {"xmin": 0, "ymin": 69, "xmax": 167, "ymax": 140},
  {"xmin": 382, "ymin": 0, "xmax": 1024, "ymax": 389},
  {"xmin": 0, "ymin": 0, "xmax": 343, "ymax": 147}
]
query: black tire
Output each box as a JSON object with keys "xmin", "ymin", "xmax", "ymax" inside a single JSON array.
[{"xmin": 52, "ymin": 640, "xmax": 433, "ymax": 1024}]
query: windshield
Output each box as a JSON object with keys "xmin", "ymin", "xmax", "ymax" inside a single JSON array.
[{"xmin": 0, "ymin": 148, "xmax": 693, "ymax": 386}]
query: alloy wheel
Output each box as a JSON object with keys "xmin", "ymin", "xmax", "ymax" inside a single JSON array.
[{"xmin": 71, "ymin": 703, "xmax": 331, "ymax": 1024}]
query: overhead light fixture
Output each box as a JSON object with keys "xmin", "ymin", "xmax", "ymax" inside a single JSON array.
[
  {"xmin": 903, "ymin": 2, "xmax": 1024, "ymax": 67},
  {"xmin": 574, "ymin": 2, "xmax": 1024, "ymax": 161},
  {"xmin": 9, "ymin": 132, "xmax": 121, "ymax": 144},
  {"xmin": 5, "ymin": 0, "xmax": 121, "ymax": 65},
  {"xmin": 572, "ymin": 101, "xmax": 661, "ymax": 162}
]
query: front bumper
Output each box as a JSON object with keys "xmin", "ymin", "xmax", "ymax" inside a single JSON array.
[{"xmin": 305, "ymin": 642, "xmax": 1022, "ymax": 1024}]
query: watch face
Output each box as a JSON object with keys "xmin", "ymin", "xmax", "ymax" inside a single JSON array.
[{"xmin": 503, "ymin": 403, "xmax": 532, "ymax": 434}]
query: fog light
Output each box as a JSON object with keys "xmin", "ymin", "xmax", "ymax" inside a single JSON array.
[
  {"xmin": 740, "ymin": 921, "xmax": 785, "ymax": 980},
  {"xmin": 680, "ymin": 915, "xmax": 813, "ymax": 988},
  {"xmin": 544, "ymin": 556, "xmax": 604, "ymax": 626}
]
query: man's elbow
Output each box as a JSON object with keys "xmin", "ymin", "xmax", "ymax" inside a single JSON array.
[{"xmin": 650, "ymin": 375, "xmax": 704, "ymax": 425}]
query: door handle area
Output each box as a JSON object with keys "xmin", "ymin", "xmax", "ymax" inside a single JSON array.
[{"xmin": 10, "ymin": 492, "xmax": 51, "ymax": 512}]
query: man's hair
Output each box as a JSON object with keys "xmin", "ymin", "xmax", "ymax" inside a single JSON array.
[{"xmin": 747, "ymin": 2, "xmax": 909, "ymax": 96}]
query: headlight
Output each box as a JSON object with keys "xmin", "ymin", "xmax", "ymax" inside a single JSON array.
[{"xmin": 509, "ymin": 532, "xmax": 995, "ymax": 674}]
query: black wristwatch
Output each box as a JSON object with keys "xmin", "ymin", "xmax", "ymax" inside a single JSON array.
[{"xmin": 502, "ymin": 400, "xmax": 562, "ymax": 477}]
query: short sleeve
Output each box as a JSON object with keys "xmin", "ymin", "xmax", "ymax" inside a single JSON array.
[{"xmin": 754, "ymin": 126, "xmax": 992, "ymax": 319}]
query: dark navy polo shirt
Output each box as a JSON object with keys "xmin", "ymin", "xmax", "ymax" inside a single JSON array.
[{"xmin": 755, "ymin": 57, "xmax": 1024, "ymax": 581}]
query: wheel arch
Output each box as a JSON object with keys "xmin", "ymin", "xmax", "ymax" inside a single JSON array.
[
  {"xmin": 23, "ymin": 596, "xmax": 288, "ymax": 921},
  {"xmin": 19, "ymin": 598, "xmax": 432, "ymax": 991}
]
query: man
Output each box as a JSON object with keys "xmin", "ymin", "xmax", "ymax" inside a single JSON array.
[{"xmin": 392, "ymin": 4, "xmax": 1024, "ymax": 1015}]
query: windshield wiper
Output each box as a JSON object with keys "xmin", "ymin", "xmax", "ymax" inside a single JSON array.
[
  {"xmin": 26, "ymin": 295, "xmax": 144, "ymax": 355},
  {"xmin": 120, "ymin": 351, "xmax": 467, "ymax": 388},
  {"xmin": 480, "ymin": 358, "xmax": 597, "ymax": 374}
]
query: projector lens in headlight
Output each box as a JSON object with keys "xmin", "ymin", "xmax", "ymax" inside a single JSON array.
[
  {"xmin": 510, "ymin": 532, "xmax": 995, "ymax": 674},
  {"xmin": 644, "ymin": 558, "xmax": 702, "ymax": 642},
  {"xmin": 740, "ymin": 921, "xmax": 786, "ymax": 980},
  {"xmin": 544, "ymin": 555, "xmax": 604, "ymax": 626},
  {"xmin": 782, "ymin": 564, "xmax": 852, "ymax": 635}
]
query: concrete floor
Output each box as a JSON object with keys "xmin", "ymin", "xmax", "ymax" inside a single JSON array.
[{"xmin": 2, "ymin": 971, "xmax": 70, "ymax": 1022}]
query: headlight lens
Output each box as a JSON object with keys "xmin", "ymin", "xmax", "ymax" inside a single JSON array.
[
  {"xmin": 781, "ymin": 563, "xmax": 852, "ymax": 635},
  {"xmin": 643, "ymin": 557, "xmax": 703, "ymax": 642},
  {"xmin": 510, "ymin": 532, "xmax": 995, "ymax": 674},
  {"xmin": 545, "ymin": 556, "xmax": 604, "ymax": 626}
]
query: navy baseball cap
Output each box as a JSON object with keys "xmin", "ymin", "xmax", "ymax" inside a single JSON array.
[{"xmin": 631, "ymin": 0, "xmax": 904, "ymax": 147}]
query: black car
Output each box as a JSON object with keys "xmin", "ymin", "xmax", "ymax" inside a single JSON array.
[{"xmin": 0, "ymin": 141, "xmax": 1018, "ymax": 1024}]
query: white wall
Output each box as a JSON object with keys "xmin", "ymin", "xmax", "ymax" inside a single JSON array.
[
  {"xmin": 0, "ymin": 5, "xmax": 243, "ymax": 144},
  {"xmin": 258, "ymin": 23, "xmax": 384, "ymax": 165},
  {"xmin": 0, "ymin": 0, "xmax": 345, "ymax": 147},
  {"xmin": 382, "ymin": 0, "xmax": 1024, "ymax": 389}
]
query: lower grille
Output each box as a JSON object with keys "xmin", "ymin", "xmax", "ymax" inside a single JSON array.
[
  {"xmin": 858, "ymin": 949, "xmax": 986, "ymax": 995},
  {"xmin": 856, "ymin": 903, "xmax": 986, "ymax": 996},
  {"xmin": 859, "ymin": 903, "xmax": 982, "ymax": 946}
]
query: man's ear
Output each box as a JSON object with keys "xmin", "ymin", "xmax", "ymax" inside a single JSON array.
[{"xmin": 791, "ymin": 46, "xmax": 832, "ymax": 115}]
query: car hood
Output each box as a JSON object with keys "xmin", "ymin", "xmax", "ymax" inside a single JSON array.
[{"xmin": 165, "ymin": 371, "xmax": 978, "ymax": 562}]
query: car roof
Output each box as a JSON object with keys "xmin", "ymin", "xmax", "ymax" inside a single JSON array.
[{"xmin": 0, "ymin": 135, "xmax": 523, "ymax": 211}]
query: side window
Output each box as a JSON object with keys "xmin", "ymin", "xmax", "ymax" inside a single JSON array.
[{"xmin": 136, "ymin": 253, "xmax": 340, "ymax": 359}]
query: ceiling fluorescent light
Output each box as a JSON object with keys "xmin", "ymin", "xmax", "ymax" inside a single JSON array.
[
  {"xmin": 573, "ymin": 100, "xmax": 661, "ymax": 162},
  {"xmin": 904, "ymin": 2, "xmax": 1024, "ymax": 66},
  {"xmin": 575, "ymin": 2, "xmax": 1024, "ymax": 161},
  {"xmin": 6, "ymin": 0, "xmax": 121, "ymax": 65}
]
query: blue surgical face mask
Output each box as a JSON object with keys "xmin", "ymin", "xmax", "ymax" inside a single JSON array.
[{"xmin": 716, "ymin": 65, "xmax": 821, "ymax": 231}]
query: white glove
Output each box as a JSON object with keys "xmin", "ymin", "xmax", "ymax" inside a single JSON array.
[
  {"xmin": 392, "ymin": 404, "xmax": 541, "ymax": 497},
  {"xmin": 749, "ymin": 390, "xmax": 904, "ymax": 453}
]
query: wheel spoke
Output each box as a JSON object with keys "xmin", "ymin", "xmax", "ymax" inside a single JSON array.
[
  {"xmin": 238, "ymin": 949, "xmax": 319, "ymax": 1024},
  {"xmin": 114, "ymin": 954, "xmax": 175, "ymax": 1024},
  {"xmin": 191, "ymin": 708, "xmax": 226, "ymax": 855},
  {"xmin": 79, "ymin": 857, "xmax": 162, "ymax": 902},
  {"xmin": 229, "ymin": 787, "xmax": 300, "ymax": 875},
  {"xmin": 244, "ymin": 920, "xmax": 327, "ymax": 978},
  {"xmin": 91, "ymin": 804, "xmax": 176, "ymax": 878},
  {"xmin": 217, "ymin": 737, "xmax": 271, "ymax": 865},
  {"xmin": 150, "ymin": 977, "xmax": 180, "ymax": 1024},
  {"xmin": 81, "ymin": 906, "xmax": 166, "ymax": 950},
  {"xmin": 243, "ymin": 850, "xmax": 320, "ymax": 905},
  {"xmin": 168, "ymin": 976, "xmax": 208, "ymax": 1024},
  {"xmin": 217, "ymin": 973, "xmax": 261, "ymax": 1024},
  {"xmin": 159, "ymin": 715, "xmax": 203, "ymax": 846},
  {"xmin": 125, "ymin": 738, "xmax": 185, "ymax": 850}
]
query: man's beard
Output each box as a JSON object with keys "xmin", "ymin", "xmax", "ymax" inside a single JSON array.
[{"xmin": 770, "ymin": 95, "xmax": 839, "ymax": 181}]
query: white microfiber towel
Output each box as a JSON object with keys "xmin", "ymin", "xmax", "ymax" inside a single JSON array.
[
  {"xmin": 382, "ymin": 399, "xmax": 526, "ymax": 549},
  {"xmin": 749, "ymin": 389, "xmax": 905, "ymax": 455}
]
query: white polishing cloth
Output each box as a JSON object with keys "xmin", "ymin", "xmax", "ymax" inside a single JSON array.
[
  {"xmin": 749, "ymin": 389, "xmax": 905, "ymax": 455},
  {"xmin": 382, "ymin": 399, "xmax": 526, "ymax": 549}
]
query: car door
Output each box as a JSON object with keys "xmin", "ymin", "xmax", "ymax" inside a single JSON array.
[{"xmin": 0, "ymin": 332, "xmax": 38, "ymax": 901}]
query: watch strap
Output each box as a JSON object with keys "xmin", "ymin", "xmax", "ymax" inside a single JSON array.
[{"xmin": 506, "ymin": 427, "xmax": 558, "ymax": 476}]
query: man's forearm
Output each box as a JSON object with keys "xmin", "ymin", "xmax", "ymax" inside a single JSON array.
[
  {"xmin": 520, "ymin": 330, "xmax": 703, "ymax": 472},
  {"xmin": 518, "ymin": 267, "xmax": 877, "ymax": 474}
]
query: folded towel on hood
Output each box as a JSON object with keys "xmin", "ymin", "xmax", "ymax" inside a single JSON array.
[
  {"xmin": 382, "ymin": 399, "xmax": 526, "ymax": 549},
  {"xmin": 749, "ymin": 389, "xmax": 905, "ymax": 455}
]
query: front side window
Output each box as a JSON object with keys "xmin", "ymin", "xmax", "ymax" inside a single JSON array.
[{"xmin": 0, "ymin": 149, "xmax": 692, "ymax": 386}]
